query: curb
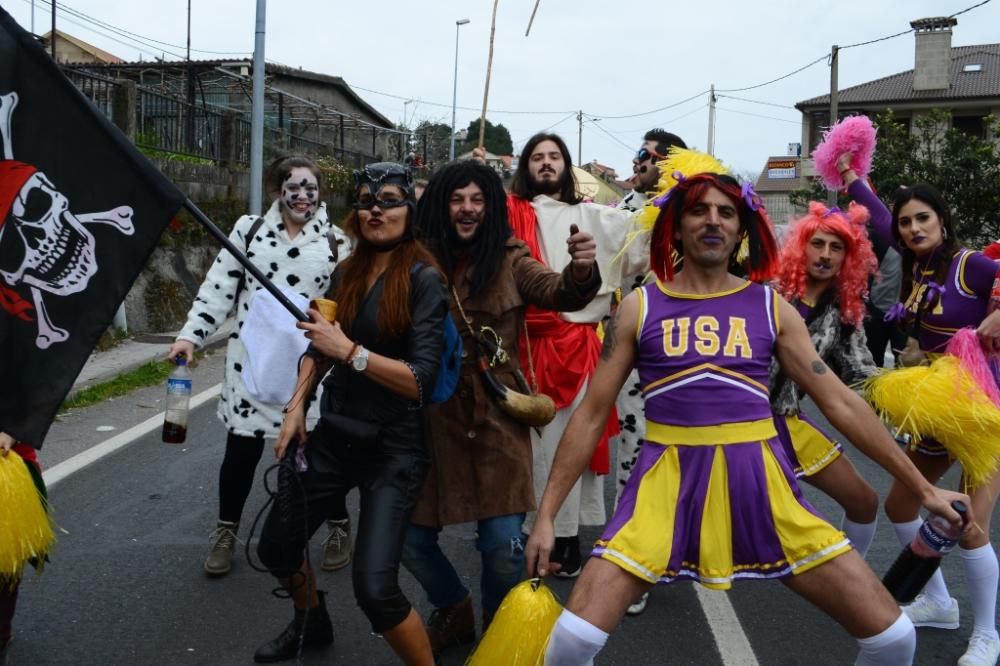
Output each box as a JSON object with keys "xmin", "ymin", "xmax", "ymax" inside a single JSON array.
[{"xmin": 65, "ymin": 321, "xmax": 233, "ymax": 403}]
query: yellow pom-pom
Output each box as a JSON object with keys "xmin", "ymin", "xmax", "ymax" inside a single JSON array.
[
  {"xmin": 865, "ymin": 358, "xmax": 1000, "ymax": 488},
  {"xmin": 466, "ymin": 578, "xmax": 563, "ymax": 665},
  {"xmin": 0, "ymin": 454, "xmax": 54, "ymax": 586},
  {"xmin": 634, "ymin": 148, "xmax": 730, "ymax": 235}
]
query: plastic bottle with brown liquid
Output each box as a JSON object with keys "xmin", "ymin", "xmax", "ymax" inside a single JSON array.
[{"xmin": 162, "ymin": 356, "xmax": 193, "ymax": 443}]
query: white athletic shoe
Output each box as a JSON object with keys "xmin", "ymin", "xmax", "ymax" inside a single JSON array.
[
  {"xmin": 626, "ymin": 591, "xmax": 649, "ymax": 617},
  {"xmin": 958, "ymin": 630, "xmax": 1000, "ymax": 666},
  {"xmin": 900, "ymin": 593, "xmax": 960, "ymax": 630}
]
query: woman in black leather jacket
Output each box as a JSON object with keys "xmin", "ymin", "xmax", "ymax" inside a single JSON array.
[{"xmin": 255, "ymin": 163, "xmax": 446, "ymax": 665}]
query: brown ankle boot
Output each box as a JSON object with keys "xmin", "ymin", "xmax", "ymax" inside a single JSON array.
[{"xmin": 425, "ymin": 595, "xmax": 475, "ymax": 655}]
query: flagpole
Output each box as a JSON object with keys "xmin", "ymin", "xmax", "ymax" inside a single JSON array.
[
  {"xmin": 477, "ymin": 0, "xmax": 500, "ymax": 150},
  {"xmin": 249, "ymin": 0, "xmax": 266, "ymax": 215},
  {"xmin": 182, "ymin": 199, "xmax": 309, "ymax": 322}
]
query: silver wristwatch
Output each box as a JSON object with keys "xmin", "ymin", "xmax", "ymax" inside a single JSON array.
[{"xmin": 351, "ymin": 346, "xmax": 370, "ymax": 372}]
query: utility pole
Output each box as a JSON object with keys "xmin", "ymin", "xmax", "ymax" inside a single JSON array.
[
  {"xmin": 50, "ymin": 0, "xmax": 55, "ymax": 60},
  {"xmin": 707, "ymin": 84, "xmax": 717, "ymax": 156},
  {"xmin": 828, "ymin": 44, "xmax": 839, "ymax": 206},
  {"xmin": 185, "ymin": 0, "xmax": 195, "ymax": 153},
  {"xmin": 248, "ymin": 0, "xmax": 266, "ymax": 215},
  {"xmin": 31, "ymin": 0, "xmax": 34, "ymax": 33},
  {"xmin": 577, "ymin": 110, "xmax": 583, "ymax": 167}
]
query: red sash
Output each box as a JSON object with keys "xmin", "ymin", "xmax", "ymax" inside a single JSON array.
[{"xmin": 507, "ymin": 196, "xmax": 617, "ymax": 474}]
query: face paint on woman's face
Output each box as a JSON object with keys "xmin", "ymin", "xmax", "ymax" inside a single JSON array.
[{"xmin": 280, "ymin": 167, "xmax": 319, "ymax": 226}]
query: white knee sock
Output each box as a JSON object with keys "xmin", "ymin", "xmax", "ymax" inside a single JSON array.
[
  {"xmin": 892, "ymin": 519, "xmax": 951, "ymax": 606},
  {"xmin": 843, "ymin": 518, "xmax": 878, "ymax": 558},
  {"xmin": 544, "ymin": 609, "xmax": 609, "ymax": 666},
  {"xmin": 960, "ymin": 544, "xmax": 1000, "ymax": 636},
  {"xmin": 854, "ymin": 613, "xmax": 915, "ymax": 666}
]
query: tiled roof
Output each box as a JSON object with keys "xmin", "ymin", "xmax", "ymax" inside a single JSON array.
[
  {"xmin": 796, "ymin": 43, "xmax": 1000, "ymax": 109},
  {"xmin": 43, "ymin": 29, "xmax": 124, "ymax": 64}
]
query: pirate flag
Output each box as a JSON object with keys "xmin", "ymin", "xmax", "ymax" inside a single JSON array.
[{"xmin": 0, "ymin": 8, "xmax": 185, "ymax": 447}]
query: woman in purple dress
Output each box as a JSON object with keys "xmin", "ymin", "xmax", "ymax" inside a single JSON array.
[{"xmin": 840, "ymin": 151, "xmax": 1000, "ymax": 666}]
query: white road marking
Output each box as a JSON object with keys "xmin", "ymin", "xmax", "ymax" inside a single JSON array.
[
  {"xmin": 43, "ymin": 383, "xmax": 223, "ymax": 488},
  {"xmin": 694, "ymin": 584, "xmax": 760, "ymax": 665}
]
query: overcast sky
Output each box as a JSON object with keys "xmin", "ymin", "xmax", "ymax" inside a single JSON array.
[{"xmin": 8, "ymin": 0, "xmax": 999, "ymax": 177}]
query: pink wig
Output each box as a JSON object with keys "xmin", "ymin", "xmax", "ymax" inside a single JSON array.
[
  {"xmin": 775, "ymin": 201, "xmax": 878, "ymax": 327},
  {"xmin": 812, "ymin": 115, "xmax": 877, "ymax": 190}
]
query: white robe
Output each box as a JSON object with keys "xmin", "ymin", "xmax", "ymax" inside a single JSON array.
[{"xmin": 522, "ymin": 195, "xmax": 649, "ymax": 536}]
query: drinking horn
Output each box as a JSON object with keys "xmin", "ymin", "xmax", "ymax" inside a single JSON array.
[{"xmin": 475, "ymin": 333, "xmax": 556, "ymax": 428}]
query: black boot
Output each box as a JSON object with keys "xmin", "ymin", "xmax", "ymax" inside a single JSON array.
[{"xmin": 253, "ymin": 591, "xmax": 334, "ymax": 663}]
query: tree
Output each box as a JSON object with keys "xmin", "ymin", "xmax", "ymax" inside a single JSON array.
[
  {"xmin": 870, "ymin": 109, "xmax": 1000, "ymax": 245},
  {"xmin": 413, "ymin": 121, "xmax": 453, "ymax": 167},
  {"xmin": 791, "ymin": 109, "xmax": 1000, "ymax": 245},
  {"xmin": 460, "ymin": 118, "xmax": 514, "ymax": 156}
]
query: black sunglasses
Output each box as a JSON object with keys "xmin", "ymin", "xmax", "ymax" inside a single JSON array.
[
  {"xmin": 635, "ymin": 147, "xmax": 666, "ymax": 163},
  {"xmin": 353, "ymin": 194, "xmax": 409, "ymax": 210}
]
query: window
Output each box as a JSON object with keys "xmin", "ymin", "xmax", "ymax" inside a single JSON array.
[
  {"xmin": 963, "ymin": 64, "xmax": 983, "ymax": 73},
  {"xmin": 953, "ymin": 115, "xmax": 985, "ymax": 139}
]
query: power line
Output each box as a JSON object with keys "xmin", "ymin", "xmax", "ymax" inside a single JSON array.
[
  {"xmin": 593, "ymin": 90, "xmax": 709, "ymax": 120},
  {"xmin": 351, "ymin": 84, "xmax": 574, "ymax": 116},
  {"xmin": 716, "ymin": 54, "xmax": 828, "ymax": 93},
  {"xmin": 715, "ymin": 105, "xmax": 800, "ymax": 125},
  {"xmin": 716, "ymin": 94, "xmax": 795, "ymax": 110},
  {"xmin": 26, "ymin": 0, "xmax": 251, "ymax": 56},
  {"xmin": 584, "ymin": 117, "xmax": 634, "ymax": 152}
]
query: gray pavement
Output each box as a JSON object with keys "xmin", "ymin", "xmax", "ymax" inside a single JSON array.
[{"xmin": 9, "ymin": 334, "xmax": 993, "ymax": 664}]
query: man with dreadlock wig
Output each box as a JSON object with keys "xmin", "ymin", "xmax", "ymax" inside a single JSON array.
[
  {"xmin": 525, "ymin": 170, "xmax": 972, "ymax": 666},
  {"xmin": 402, "ymin": 160, "xmax": 600, "ymax": 655},
  {"xmin": 770, "ymin": 200, "xmax": 881, "ymax": 558}
]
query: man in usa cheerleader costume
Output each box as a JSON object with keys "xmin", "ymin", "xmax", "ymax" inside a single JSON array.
[{"xmin": 525, "ymin": 171, "xmax": 971, "ymax": 666}]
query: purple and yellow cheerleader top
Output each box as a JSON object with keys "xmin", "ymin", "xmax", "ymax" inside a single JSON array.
[{"xmin": 594, "ymin": 280, "xmax": 851, "ymax": 589}]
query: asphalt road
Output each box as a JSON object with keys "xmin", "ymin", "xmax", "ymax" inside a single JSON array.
[{"xmin": 9, "ymin": 352, "xmax": 992, "ymax": 665}]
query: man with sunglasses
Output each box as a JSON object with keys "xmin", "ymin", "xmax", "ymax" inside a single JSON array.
[
  {"xmin": 619, "ymin": 130, "xmax": 688, "ymax": 213},
  {"xmin": 611, "ymin": 129, "xmax": 687, "ymax": 616}
]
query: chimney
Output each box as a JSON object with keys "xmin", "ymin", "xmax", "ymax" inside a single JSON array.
[{"xmin": 910, "ymin": 16, "xmax": 957, "ymax": 91}]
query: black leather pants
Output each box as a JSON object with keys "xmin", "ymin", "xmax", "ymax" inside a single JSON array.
[{"xmin": 257, "ymin": 418, "xmax": 428, "ymax": 634}]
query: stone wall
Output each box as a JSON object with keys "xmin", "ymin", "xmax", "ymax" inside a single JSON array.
[{"xmin": 119, "ymin": 158, "xmax": 349, "ymax": 334}]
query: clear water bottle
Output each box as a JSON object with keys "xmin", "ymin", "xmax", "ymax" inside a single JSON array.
[
  {"xmin": 882, "ymin": 500, "xmax": 968, "ymax": 603},
  {"xmin": 162, "ymin": 356, "xmax": 193, "ymax": 443}
]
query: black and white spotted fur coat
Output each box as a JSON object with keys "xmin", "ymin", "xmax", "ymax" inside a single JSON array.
[
  {"xmin": 769, "ymin": 292, "xmax": 877, "ymax": 416},
  {"xmin": 177, "ymin": 200, "xmax": 349, "ymax": 438}
]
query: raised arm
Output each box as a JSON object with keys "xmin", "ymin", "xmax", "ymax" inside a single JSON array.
[
  {"xmin": 774, "ymin": 297, "xmax": 971, "ymax": 529},
  {"xmin": 524, "ymin": 290, "xmax": 639, "ymax": 576},
  {"xmin": 838, "ymin": 153, "xmax": 894, "ymax": 254}
]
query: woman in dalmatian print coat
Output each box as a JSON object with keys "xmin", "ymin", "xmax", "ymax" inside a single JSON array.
[{"xmin": 168, "ymin": 156, "xmax": 351, "ymax": 577}]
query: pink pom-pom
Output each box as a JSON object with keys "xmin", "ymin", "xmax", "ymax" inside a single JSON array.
[
  {"xmin": 811, "ymin": 115, "xmax": 877, "ymax": 190},
  {"xmin": 946, "ymin": 327, "xmax": 1000, "ymax": 407}
]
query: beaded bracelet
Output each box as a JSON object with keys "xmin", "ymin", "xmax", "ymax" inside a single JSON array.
[{"xmin": 401, "ymin": 360, "xmax": 424, "ymax": 410}]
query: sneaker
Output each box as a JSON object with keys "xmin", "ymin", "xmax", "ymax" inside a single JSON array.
[
  {"xmin": 626, "ymin": 591, "xmax": 649, "ymax": 616},
  {"xmin": 900, "ymin": 593, "xmax": 960, "ymax": 630},
  {"xmin": 426, "ymin": 595, "xmax": 475, "ymax": 655},
  {"xmin": 320, "ymin": 519, "xmax": 351, "ymax": 572},
  {"xmin": 204, "ymin": 520, "xmax": 240, "ymax": 576},
  {"xmin": 959, "ymin": 630, "xmax": 1000, "ymax": 666}
]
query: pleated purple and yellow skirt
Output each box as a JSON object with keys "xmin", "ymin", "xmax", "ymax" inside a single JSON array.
[
  {"xmin": 774, "ymin": 413, "xmax": 843, "ymax": 478},
  {"xmin": 593, "ymin": 418, "xmax": 851, "ymax": 590}
]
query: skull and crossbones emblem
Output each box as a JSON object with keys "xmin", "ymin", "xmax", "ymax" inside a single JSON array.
[{"xmin": 0, "ymin": 91, "xmax": 135, "ymax": 349}]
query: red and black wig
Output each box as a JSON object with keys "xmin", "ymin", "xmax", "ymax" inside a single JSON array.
[
  {"xmin": 775, "ymin": 201, "xmax": 877, "ymax": 327},
  {"xmin": 650, "ymin": 172, "xmax": 779, "ymax": 283}
]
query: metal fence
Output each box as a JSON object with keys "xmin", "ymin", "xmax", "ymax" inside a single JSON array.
[
  {"xmin": 65, "ymin": 68, "xmax": 118, "ymax": 118},
  {"xmin": 64, "ymin": 66, "xmax": 377, "ymax": 169},
  {"xmin": 136, "ymin": 87, "xmax": 224, "ymax": 162}
]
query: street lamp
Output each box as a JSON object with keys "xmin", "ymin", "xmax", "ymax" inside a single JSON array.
[{"xmin": 449, "ymin": 18, "xmax": 470, "ymax": 161}]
